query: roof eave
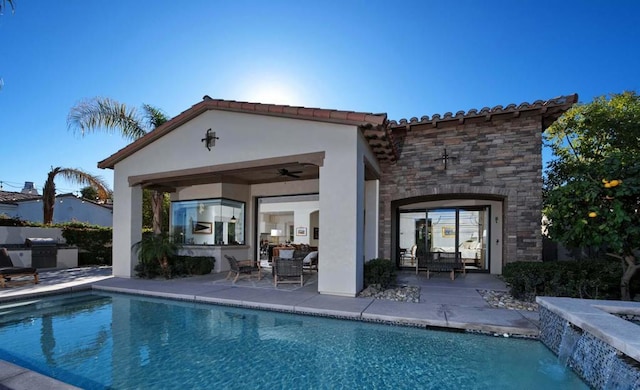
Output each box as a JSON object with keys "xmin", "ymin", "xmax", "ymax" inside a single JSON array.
[{"xmin": 98, "ymin": 98, "xmax": 387, "ymax": 170}]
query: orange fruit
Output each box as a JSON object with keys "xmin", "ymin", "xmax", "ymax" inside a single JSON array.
[
  {"xmin": 604, "ymin": 183, "xmax": 611, "ymax": 188},
  {"xmin": 609, "ymin": 180, "xmax": 619, "ymax": 187},
  {"xmin": 588, "ymin": 212, "xmax": 597, "ymax": 218}
]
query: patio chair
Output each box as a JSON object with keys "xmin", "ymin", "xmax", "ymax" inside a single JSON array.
[
  {"xmin": 302, "ymin": 251, "xmax": 318, "ymax": 271},
  {"xmin": 0, "ymin": 247, "xmax": 39, "ymax": 288},
  {"xmin": 273, "ymin": 257, "xmax": 304, "ymax": 287},
  {"xmin": 224, "ymin": 255, "xmax": 260, "ymax": 283}
]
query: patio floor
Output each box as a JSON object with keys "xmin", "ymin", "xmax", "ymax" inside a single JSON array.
[{"xmin": 0, "ymin": 266, "xmax": 540, "ymax": 390}]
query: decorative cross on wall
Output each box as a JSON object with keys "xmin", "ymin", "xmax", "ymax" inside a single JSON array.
[
  {"xmin": 434, "ymin": 148, "xmax": 457, "ymax": 169},
  {"xmin": 201, "ymin": 128, "xmax": 219, "ymax": 151}
]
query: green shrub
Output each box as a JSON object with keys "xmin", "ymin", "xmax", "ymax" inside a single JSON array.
[
  {"xmin": 503, "ymin": 260, "xmax": 624, "ymax": 301},
  {"xmin": 132, "ymin": 232, "xmax": 179, "ymax": 279},
  {"xmin": 364, "ymin": 258, "xmax": 396, "ymax": 288},
  {"xmin": 134, "ymin": 259, "xmax": 162, "ymax": 279},
  {"xmin": 61, "ymin": 223, "xmax": 112, "ymax": 265},
  {"xmin": 176, "ymin": 256, "xmax": 214, "ymax": 276},
  {"xmin": 0, "ymin": 215, "xmax": 29, "ymax": 226},
  {"xmin": 135, "ymin": 255, "xmax": 214, "ymax": 279}
]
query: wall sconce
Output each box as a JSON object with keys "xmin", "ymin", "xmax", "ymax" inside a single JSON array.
[
  {"xmin": 495, "ymin": 216, "xmax": 499, "ymax": 223},
  {"xmin": 201, "ymin": 128, "xmax": 219, "ymax": 151}
]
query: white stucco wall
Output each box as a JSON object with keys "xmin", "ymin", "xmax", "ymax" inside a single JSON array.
[
  {"xmin": 0, "ymin": 226, "xmax": 65, "ymax": 244},
  {"xmin": 108, "ymin": 110, "xmax": 377, "ymax": 296},
  {"xmin": 5, "ymin": 197, "xmax": 112, "ymax": 226}
]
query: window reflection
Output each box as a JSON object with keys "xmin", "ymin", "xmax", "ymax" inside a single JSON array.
[{"xmin": 171, "ymin": 199, "xmax": 244, "ymax": 245}]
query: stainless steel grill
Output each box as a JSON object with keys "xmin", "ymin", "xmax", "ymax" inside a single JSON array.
[{"xmin": 25, "ymin": 238, "xmax": 58, "ymax": 268}]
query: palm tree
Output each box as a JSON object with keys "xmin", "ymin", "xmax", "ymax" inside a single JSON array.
[
  {"xmin": 0, "ymin": 0, "xmax": 15, "ymax": 14},
  {"xmin": 67, "ymin": 97, "xmax": 169, "ymax": 234},
  {"xmin": 43, "ymin": 167, "xmax": 111, "ymax": 225}
]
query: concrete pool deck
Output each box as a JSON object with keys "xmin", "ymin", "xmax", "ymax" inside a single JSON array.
[{"xmin": 0, "ymin": 267, "xmax": 540, "ymax": 389}]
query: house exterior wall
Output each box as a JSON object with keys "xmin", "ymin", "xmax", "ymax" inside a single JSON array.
[
  {"xmin": 1, "ymin": 197, "xmax": 112, "ymax": 226},
  {"xmin": 379, "ymin": 114, "xmax": 543, "ymax": 269},
  {"xmin": 109, "ymin": 110, "xmax": 367, "ymax": 295}
]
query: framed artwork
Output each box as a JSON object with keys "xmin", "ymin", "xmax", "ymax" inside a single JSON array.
[
  {"xmin": 192, "ymin": 221, "xmax": 212, "ymax": 234},
  {"xmin": 313, "ymin": 227, "xmax": 319, "ymax": 240},
  {"xmin": 296, "ymin": 227, "xmax": 307, "ymax": 236},
  {"xmin": 441, "ymin": 226, "xmax": 455, "ymax": 238}
]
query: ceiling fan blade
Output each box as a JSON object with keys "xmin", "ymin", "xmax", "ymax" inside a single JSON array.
[{"xmin": 277, "ymin": 168, "xmax": 302, "ymax": 179}]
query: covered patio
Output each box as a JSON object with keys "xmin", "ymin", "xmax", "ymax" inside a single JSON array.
[{"xmin": 98, "ymin": 97, "xmax": 397, "ymax": 297}]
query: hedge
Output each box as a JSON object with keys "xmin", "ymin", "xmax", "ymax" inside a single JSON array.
[
  {"xmin": 502, "ymin": 260, "xmax": 631, "ymax": 302},
  {"xmin": 61, "ymin": 223, "xmax": 112, "ymax": 265}
]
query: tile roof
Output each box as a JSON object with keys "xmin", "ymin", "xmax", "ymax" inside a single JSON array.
[
  {"xmin": 0, "ymin": 191, "xmax": 40, "ymax": 204},
  {"xmin": 98, "ymin": 97, "xmax": 389, "ymax": 169},
  {"xmin": 388, "ymin": 94, "xmax": 578, "ymax": 129},
  {"xmin": 98, "ymin": 94, "xmax": 578, "ymax": 170}
]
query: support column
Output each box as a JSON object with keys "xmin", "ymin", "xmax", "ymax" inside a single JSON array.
[
  {"xmin": 112, "ymin": 174, "xmax": 142, "ymax": 278},
  {"xmin": 318, "ymin": 142, "xmax": 364, "ymax": 296}
]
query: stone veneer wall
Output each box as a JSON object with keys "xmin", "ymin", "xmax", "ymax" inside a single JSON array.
[{"xmin": 378, "ymin": 113, "xmax": 544, "ymax": 264}]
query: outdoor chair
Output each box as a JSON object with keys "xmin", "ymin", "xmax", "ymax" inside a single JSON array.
[
  {"xmin": 302, "ymin": 251, "xmax": 318, "ymax": 271},
  {"xmin": 0, "ymin": 247, "xmax": 39, "ymax": 288},
  {"xmin": 273, "ymin": 257, "xmax": 304, "ymax": 287},
  {"xmin": 224, "ymin": 255, "xmax": 260, "ymax": 283},
  {"xmin": 401, "ymin": 244, "xmax": 417, "ymax": 266}
]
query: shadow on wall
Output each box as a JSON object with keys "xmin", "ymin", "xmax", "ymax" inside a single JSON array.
[{"xmin": 542, "ymin": 236, "xmax": 606, "ymax": 262}]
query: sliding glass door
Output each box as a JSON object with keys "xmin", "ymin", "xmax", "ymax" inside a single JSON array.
[{"xmin": 398, "ymin": 206, "xmax": 489, "ymax": 271}]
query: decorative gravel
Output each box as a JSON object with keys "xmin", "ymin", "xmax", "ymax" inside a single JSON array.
[
  {"xmin": 358, "ymin": 284, "xmax": 539, "ymax": 311},
  {"xmin": 358, "ymin": 284, "xmax": 421, "ymax": 303},
  {"xmin": 478, "ymin": 289, "xmax": 539, "ymax": 311}
]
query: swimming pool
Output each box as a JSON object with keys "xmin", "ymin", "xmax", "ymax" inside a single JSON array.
[{"xmin": 0, "ymin": 292, "xmax": 587, "ymax": 389}]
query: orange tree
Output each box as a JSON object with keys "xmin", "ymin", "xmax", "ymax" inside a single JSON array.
[{"xmin": 544, "ymin": 92, "xmax": 640, "ymax": 300}]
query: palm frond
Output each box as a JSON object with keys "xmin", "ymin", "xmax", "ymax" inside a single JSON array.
[
  {"xmin": 67, "ymin": 97, "xmax": 148, "ymax": 141},
  {"xmin": 0, "ymin": 0, "xmax": 15, "ymax": 14},
  {"xmin": 55, "ymin": 168, "xmax": 111, "ymax": 199},
  {"xmin": 42, "ymin": 167, "xmax": 112, "ymax": 225},
  {"xmin": 142, "ymin": 103, "xmax": 169, "ymax": 129}
]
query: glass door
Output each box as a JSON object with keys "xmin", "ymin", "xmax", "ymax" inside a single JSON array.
[{"xmin": 399, "ymin": 206, "xmax": 490, "ymax": 271}]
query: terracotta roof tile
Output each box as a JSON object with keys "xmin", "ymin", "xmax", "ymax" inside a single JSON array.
[
  {"xmin": 98, "ymin": 94, "xmax": 575, "ymax": 171},
  {"xmin": 389, "ymin": 94, "xmax": 578, "ymax": 128},
  {"xmin": 0, "ymin": 190, "xmax": 40, "ymax": 203}
]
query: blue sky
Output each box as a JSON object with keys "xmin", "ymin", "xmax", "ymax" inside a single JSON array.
[{"xmin": 1, "ymin": 0, "xmax": 639, "ymax": 195}]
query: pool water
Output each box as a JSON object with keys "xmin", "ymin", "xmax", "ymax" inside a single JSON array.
[{"xmin": 0, "ymin": 292, "xmax": 587, "ymax": 389}]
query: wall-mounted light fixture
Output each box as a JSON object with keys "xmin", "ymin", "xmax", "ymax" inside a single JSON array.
[
  {"xmin": 201, "ymin": 128, "xmax": 219, "ymax": 151},
  {"xmin": 495, "ymin": 216, "xmax": 499, "ymax": 223}
]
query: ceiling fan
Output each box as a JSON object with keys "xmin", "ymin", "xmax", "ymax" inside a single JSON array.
[{"xmin": 277, "ymin": 168, "xmax": 302, "ymax": 179}]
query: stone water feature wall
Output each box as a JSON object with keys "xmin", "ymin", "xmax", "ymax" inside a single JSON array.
[{"xmin": 538, "ymin": 297, "xmax": 640, "ymax": 389}]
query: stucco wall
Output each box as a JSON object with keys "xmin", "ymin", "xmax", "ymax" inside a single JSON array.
[
  {"xmin": 379, "ymin": 113, "xmax": 543, "ymax": 268},
  {"xmin": 108, "ymin": 109, "xmax": 370, "ymax": 296},
  {"xmin": 2, "ymin": 197, "xmax": 112, "ymax": 226}
]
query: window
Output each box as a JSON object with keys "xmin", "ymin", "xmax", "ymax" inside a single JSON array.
[{"xmin": 171, "ymin": 198, "xmax": 244, "ymax": 245}]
